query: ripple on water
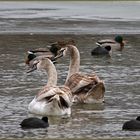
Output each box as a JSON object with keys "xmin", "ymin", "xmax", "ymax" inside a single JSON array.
[{"xmin": 0, "ymin": 34, "xmax": 140, "ymax": 139}]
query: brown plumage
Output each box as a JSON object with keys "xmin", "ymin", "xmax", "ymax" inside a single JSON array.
[
  {"xmin": 65, "ymin": 73, "xmax": 105, "ymax": 103},
  {"xmin": 55, "ymin": 40, "xmax": 105, "ymax": 103},
  {"xmin": 28, "ymin": 58, "xmax": 73, "ymax": 116}
]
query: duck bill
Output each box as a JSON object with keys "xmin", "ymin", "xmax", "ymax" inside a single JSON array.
[{"xmin": 123, "ymin": 40, "xmax": 128, "ymax": 45}]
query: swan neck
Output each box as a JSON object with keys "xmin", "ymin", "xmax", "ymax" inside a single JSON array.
[
  {"xmin": 66, "ymin": 45, "xmax": 80, "ymax": 82},
  {"xmin": 43, "ymin": 59, "xmax": 57, "ymax": 86}
]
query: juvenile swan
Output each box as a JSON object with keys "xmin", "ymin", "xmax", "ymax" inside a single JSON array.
[
  {"xmin": 28, "ymin": 57, "xmax": 72, "ymax": 116},
  {"xmin": 56, "ymin": 40, "xmax": 105, "ymax": 103}
]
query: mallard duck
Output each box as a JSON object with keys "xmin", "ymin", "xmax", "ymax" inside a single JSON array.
[
  {"xmin": 27, "ymin": 57, "xmax": 73, "ymax": 116},
  {"xmin": 20, "ymin": 117, "xmax": 49, "ymax": 129},
  {"xmin": 122, "ymin": 116, "xmax": 140, "ymax": 131},
  {"xmin": 92, "ymin": 35, "xmax": 125, "ymax": 55},
  {"xmin": 54, "ymin": 40, "xmax": 105, "ymax": 103},
  {"xmin": 25, "ymin": 42, "xmax": 60, "ymax": 65}
]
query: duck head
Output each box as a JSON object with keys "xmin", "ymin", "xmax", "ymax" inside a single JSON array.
[
  {"xmin": 115, "ymin": 35, "xmax": 123, "ymax": 44},
  {"xmin": 47, "ymin": 42, "xmax": 61, "ymax": 56},
  {"xmin": 136, "ymin": 116, "xmax": 140, "ymax": 121},
  {"xmin": 25, "ymin": 51, "xmax": 36, "ymax": 65},
  {"xmin": 114, "ymin": 35, "xmax": 124, "ymax": 51},
  {"xmin": 25, "ymin": 43, "xmax": 61, "ymax": 65}
]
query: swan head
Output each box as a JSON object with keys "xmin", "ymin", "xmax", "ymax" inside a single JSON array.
[
  {"xmin": 54, "ymin": 48, "xmax": 67, "ymax": 60},
  {"xmin": 52, "ymin": 39, "xmax": 76, "ymax": 59},
  {"xmin": 26, "ymin": 56, "xmax": 54, "ymax": 73}
]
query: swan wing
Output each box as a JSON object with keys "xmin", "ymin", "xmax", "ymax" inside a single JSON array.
[
  {"xmin": 36, "ymin": 86, "xmax": 72, "ymax": 108},
  {"xmin": 65, "ymin": 73, "xmax": 99, "ymax": 93},
  {"xmin": 73, "ymin": 81, "xmax": 105, "ymax": 103},
  {"xmin": 85, "ymin": 81, "xmax": 105, "ymax": 100}
]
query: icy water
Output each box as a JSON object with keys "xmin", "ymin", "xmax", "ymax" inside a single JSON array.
[{"xmin": 0, "ymin": 1, "xmax": 140, "ymax": 140}]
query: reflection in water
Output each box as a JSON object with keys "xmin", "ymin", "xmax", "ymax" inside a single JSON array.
[{"xmin": 0, "ymin": 34, "xmax": 140, "ymax": 139}]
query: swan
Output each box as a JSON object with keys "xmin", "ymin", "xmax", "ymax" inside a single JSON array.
[
  {"xmin": 92, "ymin": 35, "xmax": 125, "ymax": 54},
  {"xmin": 20, "ymin": 117, "xmax": 49, "ymax": 129},
  {"xmin": 27, "ymin": 57, "xmax": 72, "ymax": 116},
  {"xmin": 55, "ymin": 40, "xmax": 105, "ymax": 103},
  {"xmin": 122, "ymin": 116, "xmax": 140, "ymax": 131}
]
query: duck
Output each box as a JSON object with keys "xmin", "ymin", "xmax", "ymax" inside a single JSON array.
[
  {"xmin": 92, "ymin": 35, "xmax": 125, "ymax": 55},
  {"xmin": 54, "ymin": 40, "xmax": 105, "ymax": 103},
  {"xmin": 25, "ymin": 42, "xmax": 60, "ymax": 65},
  {"xmin": 91, "ymin": 45, "xmax": 112, "ymax": 56},
  {"xmin": 122, "ymin": 116, "xmax": 140, "ymax": 131},
  {"xmin": 20, "ymin": 116, "xmax": 49, "ymax": 129},
  {"xmin": 27, "ymin": 57, "xmax": 73, "ymax": 116}
]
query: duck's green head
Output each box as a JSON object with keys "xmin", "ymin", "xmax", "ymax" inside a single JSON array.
[{"xmin": 115, "ymin": 35, "xmax": 123, "ymax": 43}]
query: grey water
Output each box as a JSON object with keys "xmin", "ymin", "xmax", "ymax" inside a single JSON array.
[
  {"xmin": 0, "ymin": 1, "xmax": 140, "ymax": 34},
  {"xmin": 0, "ymin": 34, "xmax": 140, "ymax": 139},
  {"xmin": 0, "ymin": 1, "xmax": 140, "ymax": 140}
]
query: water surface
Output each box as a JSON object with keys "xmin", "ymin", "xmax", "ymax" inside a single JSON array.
[
  {"xmin": 0, "ymin": 34, "xmax": 140, "ymax": 139},
  {"xmin": 0, "ymin": 1, "xmax": 140, "ymax": 139},
  {"xmin": 0, "ymin": 1, "xmax": 140, "ymax": 34}
]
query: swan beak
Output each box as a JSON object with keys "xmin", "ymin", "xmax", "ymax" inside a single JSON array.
[
  {"xmin": 27, "ymin": 63, "xmax": 37, "ymax": 73},
  {"xmin": 53, "ymin": 48, "xmax": 65, "ymax": 60}
]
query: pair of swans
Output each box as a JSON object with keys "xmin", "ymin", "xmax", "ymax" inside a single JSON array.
[
  {"xmin": 57, "ymin": 41, "xmax": 105, "ymax": 103},
  {"xmin": 26, "ymin": 40, "xmax": 105, "ymax": 116}
]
